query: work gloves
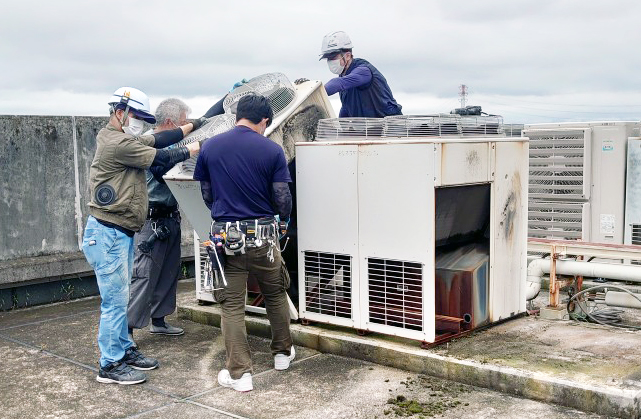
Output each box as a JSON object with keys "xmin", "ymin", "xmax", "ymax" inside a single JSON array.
[{"xmin": 191, "ymin": 116, "xmax": 209, "ymax": 131}]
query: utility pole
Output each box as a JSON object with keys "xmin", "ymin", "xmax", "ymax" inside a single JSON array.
[{"xmin": 459, "ymin": 84, "xmax": 468, "ymax": 108}]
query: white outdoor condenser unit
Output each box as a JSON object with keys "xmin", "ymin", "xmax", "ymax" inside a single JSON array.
[
  {"xmin": 524, "ymin": 121, "xmax": 640, "ymax": 243},
  {"xmin": 296, "ymin": 115, "xmax": 528, "ymax": 343},
  {"xmin": 163, "ymin": 74, "xmax": 335, "ymax": 307}
]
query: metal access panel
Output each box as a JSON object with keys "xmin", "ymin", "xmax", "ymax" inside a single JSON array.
[
  {"xmin": 490, "ymin": 141, "xmax": 529, "ymax": 318},
  {"xmin": 357, "ymin": 143, "xmax": 435, "ymax": 342},
  {"xmin": 625, "ymin": 138, "xmax": 641, "ymax": 246},
  {"xmin": 296, "ymin": 144, "xmax": 360, "ymax": 328},
  {"xmin": 589, "ymin": 124, "xmax": 635, "ymax": 243}
]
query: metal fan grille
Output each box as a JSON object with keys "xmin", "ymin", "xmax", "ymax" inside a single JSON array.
[
  {"xmin": 383, "ymin": 114, "xmax": 504, "ymax": 138},
  {"xmin": 315, "ymin": 118, "xmax": 384, "ymax": 140},
  {"xmin": 303, "ymin": 251, "xmax": 352, "ymax": 318},
  {"xmin": 175, "ymin": 114, "xmax": 236, "ymax": 174},
  {"xmin": 368, "ymin": 258, "xmax": 423, "ymax": 331},
  {"xmin": 315, "ymin": 114, "xmax": 505, "ymax": 141},
  {"xmin": 223, "ymin": 73, "xmax": 295, "ymax": 118}
]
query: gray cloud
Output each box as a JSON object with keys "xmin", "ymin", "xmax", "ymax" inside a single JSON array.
[{"xmin": 1, "ymin": 0, "xmax": 641, "ymax": 123}]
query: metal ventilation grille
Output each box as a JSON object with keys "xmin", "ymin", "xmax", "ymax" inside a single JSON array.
[
  {"xmin": 223, "ymin": 73, "xmax": 295, "ymax": 117},
  {"xmin": 383, "ymin": 114, "xmax": 504, "ymax": 138},
  {"xmin": 527, "ymin": 130, "xmax": 586, "ymax": 200},
  {"xmin": 632, "ymin": 225, "xmax": 641, "ymax": 246},
  {"xmin": 528, "ymin": 202, "xmax": 584, "ymax": 240},
  {"xmin": 315, "ymin": 118, "xmax": 384, "ymax": 140},
  {"xmin": 632, "ymin": 225, "xmax": 641, "ymax": 265},
  {"xmin": 197, "ymin": 239, "xmax": 212, "ymax": 291},
  {"xmin": 267, "ymin": 87, "xmax": 296, "ymax": 116},
  {"xmin": 303, "ymin": 251, "xmax": 352, "ymax": 318},
  {"xmin": 368, "ymin": 258, "xmax": 423, "ymax": 331},
  {"xmin": 176, "ymin": 114, "xmax": 236, "ymax": 174}
]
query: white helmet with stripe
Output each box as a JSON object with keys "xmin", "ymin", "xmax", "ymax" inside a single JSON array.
[{"xmin": 108, "ymin": 87, "xmax": 156, "ymax": 124}]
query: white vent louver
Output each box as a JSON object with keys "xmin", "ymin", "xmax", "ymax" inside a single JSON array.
[
  {"xmin": 315, "ymin": 114, "xmax": 504, "ymax": 141},
  {"xmin": 528, "ymin": 202, "xmax": 584, "ymax": 240},
  {"xmin": 223, "ymin": 73, "xmax": 295, "ymax": 117},
  {"xmin": 527, "ymin": 129, "xmax": 587, "ymax": 200},
  {"xmin": 303, "ymin": 251, "xmax": 352, "ymax": 318},
  {"xmin": 368, "ymin": 258, "xmax": 423, "ymax": 331},
  {"xmin": 175, "ymin": 113, "xmax": 236, "ymax": 174}
]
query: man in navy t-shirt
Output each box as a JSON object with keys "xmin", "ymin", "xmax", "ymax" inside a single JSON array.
[{"xmin": 193, "ymin": 94, "xmax": 294, "ymax": 392}]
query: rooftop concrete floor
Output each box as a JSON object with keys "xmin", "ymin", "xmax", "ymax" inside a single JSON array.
[{"xmin": 0, "ymin": 279, "xmax": 620, "ymax": 419}]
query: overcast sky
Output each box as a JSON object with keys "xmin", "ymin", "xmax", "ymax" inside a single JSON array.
[{"xmin": 1, "ymin": 0, "xmax": 641, "ymax": 124}]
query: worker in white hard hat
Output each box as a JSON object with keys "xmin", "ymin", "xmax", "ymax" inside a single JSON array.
[
  {"xmin": 81, "ymin": 86, "xmax": 207, "ymax": 385},
  {"xmin": 319, "ymin": 31, "xmax": 402, "ymax": 118}
]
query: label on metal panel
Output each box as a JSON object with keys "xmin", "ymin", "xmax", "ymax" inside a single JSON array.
[
  {"xmin": 600, "ymin": 214, "xmax": 615, "ymax": 235},
  {"xmin": 602, "ymin": 140, "xmax": 614, "ymax": 152}
]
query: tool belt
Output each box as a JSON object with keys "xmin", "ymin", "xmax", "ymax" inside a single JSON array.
[
  {"xmin": 211, "ymin": 217, "xmax": 278, "ymax": 255},
  {"xmin": 147, "ymin": 205, "xmax": 179, "ymax": 220}
]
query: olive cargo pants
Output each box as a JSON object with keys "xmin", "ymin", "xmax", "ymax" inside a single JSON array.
[{"xmin": 219, "ymin": 243, "xmax": 292, "ymax": 379}]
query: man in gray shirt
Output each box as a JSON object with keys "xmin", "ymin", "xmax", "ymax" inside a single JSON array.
[{"xmin": 127, "ymin": 98, "xmax": 193, "ymax": 343}]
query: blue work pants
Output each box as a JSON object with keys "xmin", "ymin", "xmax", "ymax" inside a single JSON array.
[{"xmin": 81, "ymin": 215, "xmax": 135, "ymax": 367}]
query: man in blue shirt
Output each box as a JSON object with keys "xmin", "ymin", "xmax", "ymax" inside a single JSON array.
[
  {"xmin": 320, "ymin": 31, "xmax": 402, "ymax": 118},
  {"xmin": 193, "ymin": 94, "xmax": 294, "ymax": 392}
]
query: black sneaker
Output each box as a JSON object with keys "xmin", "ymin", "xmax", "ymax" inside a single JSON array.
[
  {"xmin": 122, "ymin": 346, "xmax": 159, "ymax": 370},
  {"xmin": 96, "ymin": 361, "xmax": 147, "ymax": 385}
]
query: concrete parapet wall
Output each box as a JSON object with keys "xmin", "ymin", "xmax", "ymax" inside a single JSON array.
[{"xmin": 0, "ymin": 115, "xmax": 194, "ymax": 287}]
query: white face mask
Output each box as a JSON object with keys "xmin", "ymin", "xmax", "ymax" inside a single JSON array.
[
  {"xmin": 327, "ymin": 57, "xmax": 345, "ymax": 75},
  {"xmin": 123, "ymin": 116, "xmax": 145, "ymax": 136}
]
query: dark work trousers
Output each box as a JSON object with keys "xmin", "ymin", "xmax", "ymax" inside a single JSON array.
[
  {"xmin": 220, "ymin": 243, "xmax": 292, "ymax": 379},
  {"xmin": 127, "ymin": 216, "xmax": 181, "ymax": 329}
]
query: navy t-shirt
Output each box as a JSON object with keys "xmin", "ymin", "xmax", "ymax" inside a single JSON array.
[{"xmin": 193, "ymin": 125, "xmax": 291, "ymax": 222}]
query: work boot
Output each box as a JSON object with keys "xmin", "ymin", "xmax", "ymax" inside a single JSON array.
[
  {"xmin": 96, "ymin": 361, "xmax": 146, "ymax": 385},
  {"xmin": 217, "ymin": 369, "xmax": 253, "ymax": 392},
  {"xmin": 274, "ymin": 346, "xmax": 296, "ymax": 371},
  {"xmin": 122, "ymin": 346, "xmax": 159, "ymax": 370},
  {"xmin": 149, "ymin": 321, "xmax": 184, "ymax": 336}
]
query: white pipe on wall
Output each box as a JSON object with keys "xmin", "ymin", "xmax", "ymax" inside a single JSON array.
[{"xmin": 526, "ymin": 258, "xmax": 641, "ymax": 301}]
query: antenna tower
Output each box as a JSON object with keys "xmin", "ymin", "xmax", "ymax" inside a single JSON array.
[{"xmin": 459, "ymin": 84, "xmax": 468, "ymax": 108}]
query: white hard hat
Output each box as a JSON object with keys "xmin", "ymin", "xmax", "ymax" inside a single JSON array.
[
  {"xmin": 319, "ymin": 31, "xmax": 353, "ymax": 60},
  {"xmin": 108, "ymin": 86, "xmax": 156, "ymax": 124}
]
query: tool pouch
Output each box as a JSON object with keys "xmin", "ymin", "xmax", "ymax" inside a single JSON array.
[{"xmin": 223, "ymin": 222, "xmax": 246, "ymax": 255}]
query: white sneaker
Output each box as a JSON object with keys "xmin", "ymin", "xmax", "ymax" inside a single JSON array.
[
  {"xmin": 217, "ymin": 369, "xmax": 253, "ymax": 392},
  {"xmin": 274, "ymin": 346, "xmax": 296, "ymax": 370}
]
